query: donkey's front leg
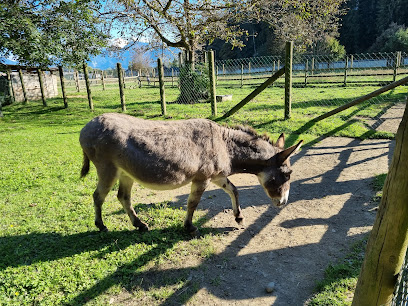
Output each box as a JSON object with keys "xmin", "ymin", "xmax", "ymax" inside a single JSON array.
[
  {"xmin": 184, "ymin": 179, "xmax": 210, "ymax": 235},
  {"xmin": 212, "ymin": 177, "xmax": 244, "ymax": 226}
]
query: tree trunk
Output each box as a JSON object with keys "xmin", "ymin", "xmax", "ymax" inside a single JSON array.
[{"xmin": 352, "ymin": 101, "xmax": 408, "ymax": 305}]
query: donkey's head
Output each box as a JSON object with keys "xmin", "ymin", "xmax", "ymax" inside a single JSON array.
[{"xmin": 257, "ymin": 134, "xmax": 303, "ymax": 207}]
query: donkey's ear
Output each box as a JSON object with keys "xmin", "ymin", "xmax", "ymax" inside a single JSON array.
[
  {"xmin": 276, "ymin": 133, "xmax": 285, "ymax": 149},
  {"xmin": 277, "ymin": 140, "xmax": 303, "ymax": 164}
]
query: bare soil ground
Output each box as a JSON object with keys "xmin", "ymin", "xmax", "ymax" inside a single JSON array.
[{"xmin": 114, "ymin": 103, "xmax": 404, "ymax": 305}]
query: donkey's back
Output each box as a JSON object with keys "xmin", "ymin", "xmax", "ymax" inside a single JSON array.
[{"xmin": 80, "ymin": 113, "xmax": 230, "ymax": 188}]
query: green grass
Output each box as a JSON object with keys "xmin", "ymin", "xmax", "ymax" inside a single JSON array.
[
  {"xmin": 0, "ymin": 101, "xmax": 221, "ymax": 305},
  {"xmin": 0, "ymin": 82, "xmax": 399, "ymax": 305},
  {"xmin": 306, "ymin": 173, "xmax": 387, "ymax": 305}
]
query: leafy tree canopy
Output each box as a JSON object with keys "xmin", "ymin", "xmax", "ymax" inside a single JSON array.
[
  {"xmin": 369, "ymin": 23, "xmax": 408, "ymax": 53},
  {"xmin": 259, "ymin": 0, "xmax": 346, "ymax": 49},
  {"xmin": 101, "ymin": 0, "xmax": 259, "ymax": 62},
  {"xmin": 0, "ymin": 0, "xmax": 108, "ymax": 67}
]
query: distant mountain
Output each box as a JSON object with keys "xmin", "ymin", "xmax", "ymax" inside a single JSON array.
[
  {"xmin": 0, "ymin": 57, "xmax": 18, "ymax": 65},
  {"xmin": 1, "ymin": 42, "xmax": 178, "ymax": 71},
  {"xmin": 88, "ymin": 43, "xmax": 178, "ymax": 70},
  {"xmin": 88, "ymin": 49, "xmax": 133, "ymax": 70}
]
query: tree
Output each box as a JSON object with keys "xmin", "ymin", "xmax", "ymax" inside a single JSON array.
[
  {"xmin": 102, "ymin": 0, "xmax": 256, "ymax": 103},
  {"xmin": 0, "ymin": 0, "xmax": 108, "ymax": 67},
  {"xmin": 209, "ymin": 0, "xmax": 346, "ymax": 59},
  {"xmin": 369, "ymin": 23, "xmax": 408, "ymax": 52},
  {"xmin": 352, "ymin": 100, "xmax": 408, "ymax": 305},
  {"xmin": 105, "ymin": 0, "xmax": 253, "ymax": 64},
  {"xmin": 339, "ymin": 0, "xmax": 408, "ymax": 53},
  {"xmin": 128, "ymin": 49, "xmax": 152, "ymax": 71},
  {"xmin": 259, "ymin": 0, "xmax": 346, "ymax": 51},
  {"xmin": 314, "ymin": 35, "xmax": 346, "ymax": 60}
]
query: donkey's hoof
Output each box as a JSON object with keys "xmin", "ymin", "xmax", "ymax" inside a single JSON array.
[
  {"xmin": 235, "ymin": 216, "xmax": 245, "ymax": 226},
  {"xmin": 184, "ymin": 223, "xmax": 199, "ymax": 236},
  {"xmin": 190, "ymin": 229, "xmax": 201, "ymax": 238},
  {"xmin": 138, "ymin": 224, "xmax": 149, "ymax": 232}
]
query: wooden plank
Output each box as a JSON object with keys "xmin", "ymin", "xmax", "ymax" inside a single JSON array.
[
  {"xmin": 220, "ymin": 67, "xmax": 285, "ymax": 119},
  {"xmin": 312, "ymin": 75, "xmax": 408, "ymax": 122}
]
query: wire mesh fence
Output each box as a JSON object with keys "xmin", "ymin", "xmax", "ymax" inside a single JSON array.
[
  {"xmin": 213, "ymin": 51, "xmax": 407, "ymax": 138},
  {"xmin": 2, "ymin": 50, "xmax": 405, "ymax": 137}
]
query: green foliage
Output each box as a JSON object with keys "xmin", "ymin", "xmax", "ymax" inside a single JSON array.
[
  {"xmin": 177, "ymin": 63, "xmax": 210, "ymax": 104},
  {"xmin": 340, "ymin": 0, "xmax": 408, "ymax": 53},
  {"xmin": 0, "ymin": 0, "xmax": 108, "ymax": 67},
  {"xmin": 369, "ymin": 23, "xmax": 408, "ymax": 52}
]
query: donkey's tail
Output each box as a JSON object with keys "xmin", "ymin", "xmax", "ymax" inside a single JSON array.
[{"xmin": 80, "ymin": 151, "xmax": 90, "ymax": 178}]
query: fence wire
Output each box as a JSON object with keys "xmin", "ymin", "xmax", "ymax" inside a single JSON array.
[{"xmin": 393, "ymin": 249, "xmax": 408, "ymax": 306}]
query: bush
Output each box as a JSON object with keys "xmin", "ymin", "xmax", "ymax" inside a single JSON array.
[{"xmin": 177, "ymin": 63, "xmax": 209, "ymax": 104}]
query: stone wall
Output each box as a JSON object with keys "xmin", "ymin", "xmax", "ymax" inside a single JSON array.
[{"xmin": 10, "ymin": 71, "xmax": 58, "ymax": 102}]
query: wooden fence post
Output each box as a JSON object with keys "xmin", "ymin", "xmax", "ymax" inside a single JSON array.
[
  {"xmin": 152, "ymin": 68, "xmax": 156, "ymax": 87},
  {"xmin": 7, "ymin": 69, "xmax": 15, "ymax": 104},
  {"xmin": 304, "ymin": 59, "xmax": 308, "ymax": 87},
  {"xmin": 208, "ymin": 50, "xmax": 217, "ymax": 116},
  {"xmin": 393, "ymin": 51, "xmax": 402, "ymax": 82},
  {"xmin": 122, "ymin": 69, "xmax": 126, "ymax": 89},
  {"xmin": 37, "ymin": 68, "xmax": 47, "ymax": 106},
  {"xmin": 101, "ymin": 70, "xmax": 106, "ymax": 90},
  {"xmin": 18, "ymin": 68, "xmax": 28, "ymax": 103},
  {"xmin": 117, "ymin": 63, "xmax": 126, "ymax": 112},
  {"xmin": 240, "ymin": 64, "xmax": 244, "ymax": 87},
  {"xmin": 83, "ymin": 62, "xmax": 93, "ymax": 110},
  {"xmin": 284, "ymin": 41, "xmax": 293, "ymax": 120},
  {"xmin": 74, "ymin": 70, "xmax": 80, "ymax": 92},
  {"xmin": 216, "ymin": 65, "xmax": 219, "ymax": 86},
  {"xmin": 343, "ymin": 57, "xmax": 349, "ymax": 87},
  {"xmin": 157, "ymin": 58, "xmax": 166, "ymax": 116},
  {"xmin": 58, "ymin": 66, "xmax": 68, "ymax": 108},
  {"xmin": 311, "ymin": 57, "xmax": 315, "ymax": 75},
  {"xmin": 352, "ymin": 101, "xmax": 408, "ymax": 305}
]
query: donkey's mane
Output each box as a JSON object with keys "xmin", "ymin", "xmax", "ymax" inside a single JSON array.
[{"xmin": 230, "ymin": 124, "xmax": 274, "ymax": 144}]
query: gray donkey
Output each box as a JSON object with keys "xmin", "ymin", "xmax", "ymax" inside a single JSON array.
[{"xmin": 80, "ymin": 113, "xmax": 303, "ymax": 234}]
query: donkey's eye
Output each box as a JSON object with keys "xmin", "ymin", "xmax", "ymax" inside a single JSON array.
[{"xmin": 281, "ymin": 169, "xmax": 292, "ymax": 180}]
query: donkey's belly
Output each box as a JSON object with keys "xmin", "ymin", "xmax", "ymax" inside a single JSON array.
[{"xmin": 118, "ymin": 168, "xmax": 194, "ymax": 191}]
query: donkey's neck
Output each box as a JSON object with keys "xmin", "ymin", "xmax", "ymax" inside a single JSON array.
[{"xmin": 223, "ymin": 128, "xmax": 277, "ymax": 174}]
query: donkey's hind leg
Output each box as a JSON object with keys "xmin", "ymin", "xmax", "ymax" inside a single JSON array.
[
  {"xmin": 117, "ymin": 173, "xmax": 148, "ymax": 232},
  {"xmin": 212, "ymin": 177, "xmax": 244, "ymax": 225},
  {"xmin": 93, "ymin": 163, "xmax": 118, "ymax": 232},
  {"xmin": 184, "ymin": 179, "xmax": 210, "ymax": 235}
]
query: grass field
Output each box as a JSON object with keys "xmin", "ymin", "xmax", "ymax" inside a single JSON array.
[{"xmin": 0, "ymin": 82, "xmax": 399, "ymax": 305}]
